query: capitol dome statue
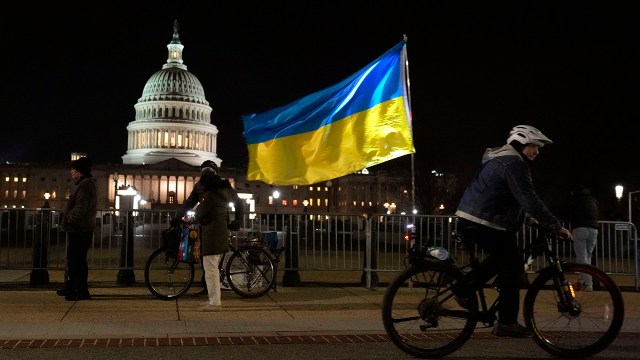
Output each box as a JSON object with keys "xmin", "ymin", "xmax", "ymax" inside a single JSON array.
[{"xmin": 122, "ymin": 20, "xmax": 221, "ymax": 167}]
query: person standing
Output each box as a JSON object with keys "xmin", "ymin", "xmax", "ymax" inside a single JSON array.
[
  {"xmin": 569, "ymin": 185, "xmax": 600, "ymax": 292},
  {"xmin": 58, "ymin": 157, "xmax": 97, "ymax": 301},
  {"xmin": 455, "ymin": 125, "xmax": 572, "ymax": 338},
  {"xmin": 195, "ymin": 166, "xmax": 244, "ymax": 311},
  {"xmin": 171, "ymin": 160, "xmax": 219, "ymax": 295}
]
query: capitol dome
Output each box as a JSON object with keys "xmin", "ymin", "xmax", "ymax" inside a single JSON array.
[
  {"xmin": 139, "ymin": 68, "xmax": 208, "ymax": 107},
  {"xmin": 122, "ymin": 20, "xmax": 221, "ymax": 167}
]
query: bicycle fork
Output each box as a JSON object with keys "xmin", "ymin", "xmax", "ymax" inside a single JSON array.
[{"xmin": 550, "ymin": 259, "xmax": 581, "ymax": 316}]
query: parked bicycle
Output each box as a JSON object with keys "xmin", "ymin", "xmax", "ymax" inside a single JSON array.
[
  {"xmin": 144, "ymin": 216, "xmax": 284, "ymax": 300},
  {"xmin": 381, "ymin": 223, "xmax": 624, "ymax": 359}
]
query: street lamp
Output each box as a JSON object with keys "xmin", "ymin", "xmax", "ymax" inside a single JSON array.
[
  {"xmin": 389, "ymin": 202, "xmax": 397, "ymax": 214},
  {"xmin": 43, "ymin": 192, "xmax": 51, "ymax": 208},
  {"xmin": 272, "ymin": 190, "xmax": 280, "ymax": 212},
  {"xmin": 615, "ymin": 185, "xmax": 640, "ymax": 224}
]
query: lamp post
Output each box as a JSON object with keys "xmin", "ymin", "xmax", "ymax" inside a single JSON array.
[
  {"xmin": 43, "ymin": 192, "xmax": 51, "ymax": 208},
  {"xmin": 117, "ymin": 185, "xmax": 137, "ymax": 285},
  {"xmin": 326, "ymin": 180, "xmax": 332, "ymax": 214},
  {"xmin": 615, "ymin": 185, "xmax": 640, "ymax": 225},
  {"xmin": 112, "ymin": 172, "xmax": 119, "ymax": 208},
  {"xmin": 272, "ymin": 190, "xmax": 280, "ymax": 213},
  {"xmin": 31, "ymin": 193, "xmax": 52, "ymax": 285},
  {"xmin": 629, "ymin": 191, "xmax": 640, "ymax": 226}
]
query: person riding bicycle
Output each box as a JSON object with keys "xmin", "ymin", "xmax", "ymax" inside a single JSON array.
[
  {"xmin": 455, "ymin": 125, "xmax": 572, "ymax": 338},
  {"xmin": 194, "ymin": 166, "xmax": 244, "ymax": 311}
]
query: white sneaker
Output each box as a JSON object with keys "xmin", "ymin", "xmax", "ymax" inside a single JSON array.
[{"xmin": 199, "ymin": 304, "xmax": 222, "ymax": 312}]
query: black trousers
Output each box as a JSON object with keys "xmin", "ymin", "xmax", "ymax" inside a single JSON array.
[
  {"xmin": 66, "ymin": 231, "xmax": 93, "ymax": 293},
  {"xmin": 457, "ymin": 218, "xmax": 523, "ymax": 324}
]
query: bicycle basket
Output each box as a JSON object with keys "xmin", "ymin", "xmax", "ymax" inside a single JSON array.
[
  {"xmin": 244, "ymin": 231, "xmax": 278, "ymax": 253},
  {"xmin": 162, "ymin": 226, "xmax": 181, "ymax": 251}
]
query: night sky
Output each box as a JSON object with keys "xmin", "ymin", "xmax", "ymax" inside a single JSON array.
[{"xmin": 3, "ymin": 2, "xmax": 639, "ymax": 216}]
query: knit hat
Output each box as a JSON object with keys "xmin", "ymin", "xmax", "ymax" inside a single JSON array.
[
  {"xmin": 200, "ymin": 160, "xmax": 218, "ymax": 174},
  {"xmin": 71, "ymin": 157, "xmax": 92, "ymax": 175}
]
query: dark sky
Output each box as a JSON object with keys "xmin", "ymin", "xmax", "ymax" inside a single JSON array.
[{"xmin": 3, "ymin": 2, "xmax": 639, "ymax": 214}]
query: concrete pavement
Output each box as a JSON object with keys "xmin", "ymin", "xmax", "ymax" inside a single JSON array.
[{"xmin": 0, "ymin": 269, "xmax": 639, "ymax": 349}]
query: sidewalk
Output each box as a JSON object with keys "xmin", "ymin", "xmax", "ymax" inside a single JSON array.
[{"xmin": 0, "ymin": 269, "xmax": 639, "ymax": 348}]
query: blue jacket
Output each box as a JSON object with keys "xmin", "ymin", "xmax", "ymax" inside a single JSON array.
[{"xmin": 455, "ymin": 144, "xmax": 562, "ymax": 232}]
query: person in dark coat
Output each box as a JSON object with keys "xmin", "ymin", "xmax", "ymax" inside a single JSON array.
[
  {"xmin": 569, "ymin": 185, "xmax": 600, "ymax": 292},
  {"xmin": 171, "ymin": 160, "xmax": 219, "ymax": 294},
  {"xmin": 58, "ymin": 157, "xmax": 97, "ymax": 301},
  {"xmin": 195, "ymin": 167, "xmax": 244, "ymax": 311}
]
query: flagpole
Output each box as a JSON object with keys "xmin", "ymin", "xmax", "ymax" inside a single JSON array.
[{"xmin": 402, "ymin": 34, "xmax": 416, "ymax": 215}]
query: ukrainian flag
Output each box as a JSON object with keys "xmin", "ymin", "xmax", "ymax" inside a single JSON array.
[{"xmin": 242, "ymin": 40, "xmax": 414, "ymax": 185}]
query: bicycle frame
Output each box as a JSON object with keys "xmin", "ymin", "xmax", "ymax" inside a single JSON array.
[
  {"xmin": 455, "ymin": 228, "xmax": 579, "ymax": 325},
  {"xmin": 383, "ymin": 225, "xmax": 624, "ymax": 359}
]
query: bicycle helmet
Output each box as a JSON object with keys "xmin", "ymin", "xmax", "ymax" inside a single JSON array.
[{"xmin": 506, "ymin": 125, "xmax": 553, "ymax": 147}]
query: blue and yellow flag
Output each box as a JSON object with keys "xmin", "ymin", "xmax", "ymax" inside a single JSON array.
[{"xmin": 242, "ymin": 40, "xmax": 414, "ymax": 185}]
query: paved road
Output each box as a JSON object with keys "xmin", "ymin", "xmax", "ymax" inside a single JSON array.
[
  {"xmin": 1, "ymin": 269, "xmax": 638, "ymax": 358},
  {"xmin": 2, "ymin": 336, "xmax": 640, "ymax": 360}
]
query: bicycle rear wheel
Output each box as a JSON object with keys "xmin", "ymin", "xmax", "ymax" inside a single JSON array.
[
  {"xmin": 523, "ymin": 263, "xmax": 624, "ymax": 358},
  {"xmin": 226, "ymin": 246, "xmax": 275, "ymax": 298},
  {"xmin": 144, "ymin": 247, "xmax": 195, "ymax": 300},
  {"xmin": 381, "ymin": 264, "xmax": 478, "ymax": 358}
]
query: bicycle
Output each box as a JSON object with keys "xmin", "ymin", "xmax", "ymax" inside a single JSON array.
[
  {"xmin": 381, "ymin": 223, "xmax": 624, "ymax": 359},
  {"xmin": 144, "ymin": 217, "xmax": 283, "ymax": 300}
]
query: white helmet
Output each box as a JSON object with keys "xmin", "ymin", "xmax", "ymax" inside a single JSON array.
[{"xmin": 506, "ymin": 125, "xmax": 553, "ymax": 147}]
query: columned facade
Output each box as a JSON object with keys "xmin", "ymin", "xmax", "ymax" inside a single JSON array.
[{"xmin": 122, "ymin": 20, "xmax": 221, "ymax": 167}]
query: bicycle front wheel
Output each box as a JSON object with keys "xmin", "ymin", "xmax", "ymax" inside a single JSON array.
[
  {"xmin": 381, "ymin": 263, "xmax": 478, "ymax": 358},
  {"xmin": 523, "ymin": 263, "xmax": 624, "ymax": 358},
  {"xmin": 144, "ymin": 247, "xmax": 195, "ymax": 300},
  {"xmin": 226, "ymin": 246, "xmax": 275, "ymax": 298}
]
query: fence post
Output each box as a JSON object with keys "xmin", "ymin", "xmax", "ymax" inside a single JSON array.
[
  {"xmin": 116, "ymin": 211, "xmax": 136, "ymax": 285},
  {"xmin": 30, "ymin": 208, "xmax": 50, "ymax": 285},
  {"xmin": 283, "ymin": 216, "xmax": 300, "ymax": 286},
  {"xmin": 361, "ymin": 213, "xmax": 379, "ymax": 288}
]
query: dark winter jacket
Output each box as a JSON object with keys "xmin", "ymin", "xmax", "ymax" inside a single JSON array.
[
  {"xmin": 195, "ymin": 174, "xmax": 244, "ymax": 256},
  {"xmin": 569, "ymin": 187, "xmax": 599, "ymax": 229},
  {"xmin": 455, "ymin": 144, "xmax": 563, "ymax": 232},
  {"xmin": 61, "ymin": 175, "xmax": 98, "ymax": 232}
]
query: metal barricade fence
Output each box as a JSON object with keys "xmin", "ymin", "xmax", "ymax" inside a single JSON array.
[{"xmin": 0, "ymin": 209, "xmax": 637, "ymax": 290}]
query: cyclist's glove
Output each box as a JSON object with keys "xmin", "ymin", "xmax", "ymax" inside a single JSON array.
[{"xmin": 228, "ymin": 219, "xmax": 241, "ymax": 231}]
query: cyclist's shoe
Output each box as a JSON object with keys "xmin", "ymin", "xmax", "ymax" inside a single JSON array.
[
  {"xmin": 199, "ymin": 304, "xmax": 222, "ymax": 312},
  {"xmin": 492, "ymin": 322, "xmax": 534, "ymax": 338}
]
